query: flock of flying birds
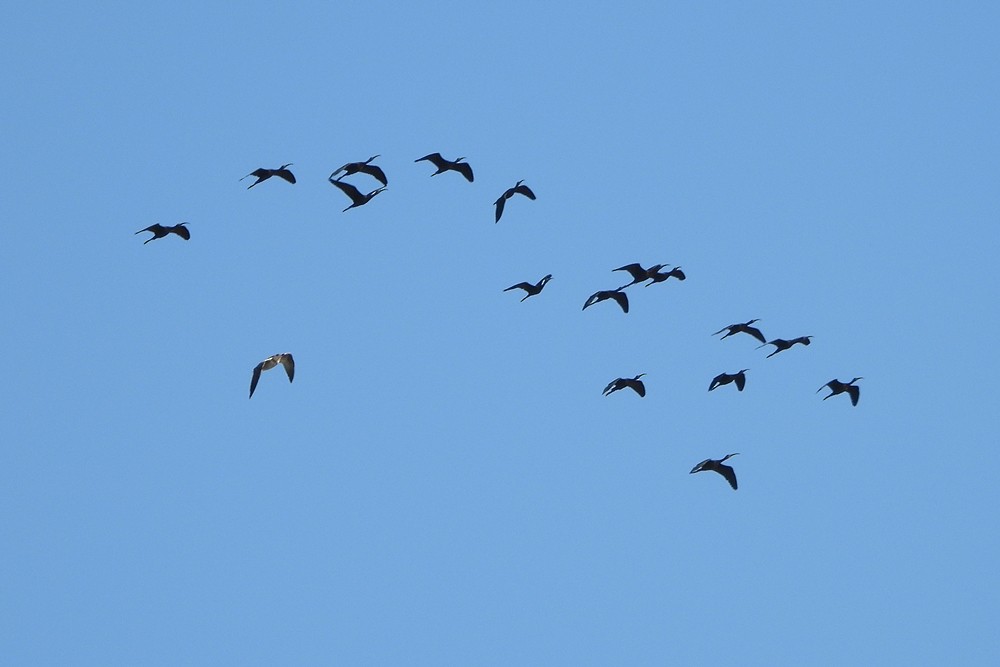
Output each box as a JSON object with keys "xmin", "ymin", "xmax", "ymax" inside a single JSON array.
[{"xmin": 136, "ymin": 154, "xmax": 862, "ymax": 491}]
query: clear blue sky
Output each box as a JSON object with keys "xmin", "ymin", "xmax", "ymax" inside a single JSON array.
[{"xmin": 2, "ymin": 2, "xmax": 998, "ymax": 664}]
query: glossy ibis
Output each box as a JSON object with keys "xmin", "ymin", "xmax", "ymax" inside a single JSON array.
[
  {"xmin": 329, "ymin": 178, "xmax": 387, "ymax": 212},
  {"xmin": 758, "ymin": 336, "xmax": 813, "ymax": 358},
  {"xmin": 135, "ymin": 223, "xmax": 190, "ymax": 244},
  {"xmin": 690, "ymin": 453, "xmax": 739, "ymax": 490},
  {"xmin": 603, "ymin": 374, "xmax": 646, "ymax": 397},
  {"xmin": 415, "ymin": 153, "xmax": 473, "ymax": 182},
  {"xmin": 709, "ymin": 369, "xmax": 749, "ymax": 392},
  {"xmin": 713, "ymin": 319, "xmax": 766, "ymax": 344},
  {"xmin": 645, "ymin": 265, "xmax": 686, "ymax": 284},
  {"xmin": 613, "ymin": 262, "xmax": 668, "ymax": 289},
  {"xmin": 494, "ymin": 180, "xmax": 535, "ymax": 223},
  {"xmin": 583, "ymin": 289, "xmax": 629, "ymax": 313},
  {"xmin": 330, "ymin": 156, "xmax": 387, "ymax": 186},
  {"xmin": 241, "ymin": 164, "xmax": 296, "ymax": 189},
  {"xmin": 249, "ymin": 353, "xmax": 294, "ymax": 399},
  {"xmin": 503, "ymin": 274, "xmax": 552, "ymax": 301},
  {"xmin": 818, "ymin": 377, "xmax": 862, "ymax": 406}
]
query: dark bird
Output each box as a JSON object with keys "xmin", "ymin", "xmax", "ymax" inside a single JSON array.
[
  {"xmin": 241, "ymin": 164, "xmax": 296, "ymax": 189},
  {"xmin": 613, "ymin": 262, "xmax": 668, "ymax": 289},
  {"xmin": 135, "ymin": 223, "xmax": 190, "ymax": 244},
  {"xmin": 758, "ymin": 336, "xmax": 813, "ymax": 358},
  {"xmin": 690, "ymin": 453, "xmax": 740, "ymax": 490},
  {"xmin": 330, "ymin": 155, "xmax": 387, "ymax": 186},
  {"xmin": 713, "ymin": 319, "xmax": 767, "ymax": 344},
  {"xmin": 249, "ymin": 353, "xmax": 295, "ymax": 399},
  {"xmin": 603, "ymin": 374, "xmax": 647, "ymax": 397},
  {"xmin": 503, "ymin": 274, "xmax": 552, "ymax": 301},
  {"xmin": 645, "ymin": 265, "xmax": 686, "ymax": 285},
  {"xmin": 329, "ymin": 178, "xmax": 387, "ymax": 212},
  {"xmin": 582, "ymin": 289, "xmax": 629, "ymax": 314},
  {"xmin": 818, "ymin": 377, "xmax": 863, "ymax": 406},
  {"xmin": 709, "ymin": 369, "xmax": 749, "ymax": 392},
  {"xmin": 415, "ymin": 153, "xmax": 474, "ymax": 182},
  {"xmin": 494, "ymin": 180, "xmax": 536, "ymax": 223}
]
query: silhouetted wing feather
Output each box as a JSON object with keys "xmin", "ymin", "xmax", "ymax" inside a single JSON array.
[
  {"xmin": 279, "ymin": 354, "xmax": 294, "ymax": 382},
  {"xmin": 614, "ymin": 263, "xmax": 647, "ymax": 281},
  {"xmin": 249, "ymin": 363, "xmax": 263, "ymax": 399},
  {"xmin": 609, "ymin": 291, "xmax": 629, "ymax": 313},
  {"xmin": 172, "ymin": 225, "xmax": 190, "ymax": 240},
  {"xmin": 360, "ymin": 164, "xmax": 388, "ymax": 186},
  {"xmin": 603, "ymin": 379, "xmax": 620, "ymax": 395},
  {"xmin": 632, "ymin": 381, "xmax": 646, "ymax": 397},
  {"xmin": 330, "ymin": 178, "xmax": 365, "ymax": 204},
  {"xmin": 848, "ymin": 385, "xmax": 860, "ymax": 406},
  {"xmin": 735, "ymin": 373, "xmax": 746, "ymax": 391},
  {"xmin": 514, "ymin": 184, "xmax": 535, "ymax": 199},
  {"xmin": 504, "ymin": 282, "xmax": 532, "ymax": 293},
  {"xmin": 690, "ymin": 459, "xmax": 711, "ymax": 474},
  {"xmin": 718, "ymin": 464, "xmax": 738, "ymax": 490},
  {"xmin": 709, "ymin": 374, "xmax": 724, "ymax": 391},
  {"xmin": 454, "ymin": 162, "xmax": 474, "ymax": 182},
  {"xmin": 744, "ymin": 326, "xmax": 767, "ymax": 343},
  {"xmin": 494, "ymin": 196, "xmax": 506, "ymax": 223},
  {"xmin": 275, "ymin": 169, "xmax": 296, "ymax": 184},
  {"xmin": 416, "ymin": 153, "xmax": 443, "ymax": 166}
]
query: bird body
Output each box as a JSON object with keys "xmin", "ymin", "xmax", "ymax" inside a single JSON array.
[
  {"xmin": 249, "ymin": 353, "xmax": 295, "ymax": 399},
  {"xmin": 709, "ymin": 369, "xmax": 749, "ymax": 392},
  {"xmin": 613, "ymin": 262, "xmax": 668, "ymax": 289},
  {"xmin": 329, "ymin": 178, "xmax": 387, "ymax": 211},
  {"xmin": 603, "ymin": 374, "xmax": 646, "ymax": 397},
  {"xmin": 583, "ymin": 289, "xmax": 629, "ymax": 313},
  {"xmin": 330, "ymin": 156, "xmax": 387, "ymax": 186},
  {"xmin": 415, "ymin": 153, "xmax": 474, "ymax": 182},
  {"xmin": 135, "ymin": 223, "xmax": 190, "ymax": 244},
  {"xmin": 818, "ymin": 377, "xmax": 862, "ymax": 406},
  {"xmin": 714, "ymin": 319, "xmax": 766, "ymax": 344},
  {"xmin": 494, "ymin": 180, "xmax": 536, "ymax": 223},
  {"xmin": 759, "ymin": 336, "xmax": 813, "ymax": 358},
  {"xmin": 690, "ymin": 453, "xmax": 740, "ymax": 490},
  {"xmin": 503, "ymin": 274, "xmax": 552, "ymax": 301},
  {"xmin": 241, "ymin": 164, "xmax": 295, "ymax": 189}
]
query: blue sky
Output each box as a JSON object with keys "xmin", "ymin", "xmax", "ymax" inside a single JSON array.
[{"xmin": 2, "ymin": 2, "xmax": 998, "ymax": 664}]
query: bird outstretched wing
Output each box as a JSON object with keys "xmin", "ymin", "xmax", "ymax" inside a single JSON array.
[
  {"xmin": 279, "ymin": 354, "xmax": 295, "ymax": 382},
  {"xmin": 249, "ymin": 363, "xmax": 263, "ymax": 399}
]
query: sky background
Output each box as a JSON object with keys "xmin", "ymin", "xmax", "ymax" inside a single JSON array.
[{"xmin": 2, "ymin": 1, "xmax": 999, "ymax": 664}]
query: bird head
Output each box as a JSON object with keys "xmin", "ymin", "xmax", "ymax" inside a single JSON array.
[
  {"xmin": 851, "ymin": 377, "xmax": 864, "ymax": 384},
  {"xmin": 279, "ymin": 163, "xmax": 293, "ymax": 169}
]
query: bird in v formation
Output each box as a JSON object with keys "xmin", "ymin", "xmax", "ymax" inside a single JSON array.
[
  {"xmin": 136, "ymin": 223, "xmax": 189, "ymax": 244},
  {"xmin": 241, "ymin": 164, "xmax": 296, "ymax": 189}
]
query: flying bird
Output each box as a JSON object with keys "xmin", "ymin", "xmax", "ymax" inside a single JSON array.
[
  {"xmin": 583, "ymin": 289, "xmax": 629, "ymax": 313},
  {"xmin": 603, "ymin": 374, "xmax": 647, "ymax": 397},
  {"xmin": 329, "ymin": 178, "xmax": 387, "ymax": 212},
  {"xmin": 330, "ymin": 155, "xmax": 387, "ymax": 186},
  {"xmin": 135, "ymin": 223, "xmax": 190, "ymax": 244},
  {"xmin": 415, "ymin": 153, "xmax": 474, "ymax": 182},
  {"xmin": 494, "ymin": 180, "xmax": 536, "ymax": 223},
  {"xmin": 249, "ymin": 353, "xmax": 294, "ymax": 399},
  {"xmin": 241, "ymin": 164, "xmax": 296, "ymax": 189},
  {"xmin": 613, "ymin": 262, "xmax": 668, "ymax": 289},
  {"xmin": 758, "ymin": 336, "xmax": 813, "ymax": 358},
  {"xmin": 503, "ymin": 274, "xmax": 552, "ymax": 301},
  {"xmin": 709, "ymin": 369, "xmax": 749, "ymax": 392},
  {"xmin": 690, "ymin": 453, "xmax": 740, "ymax": 490},
  {"xmin": 818, "ymin": 377, "xmax": 863, "ymax": 406},
  {"xmin": 713, "ymin": 319, "xmax": 767, "ymax": 344},
  {"xmin": 645, "ymin": 265, "xmax": 686, "ymax": 285}
]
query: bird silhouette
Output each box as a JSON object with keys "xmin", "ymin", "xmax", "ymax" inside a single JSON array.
[
  {"xmin": 330, "ymin": 156, "xmax": 387, "ymax": 186},
  {"xmin": 329, "ymin": 178, "xmax": 387, "ymax": 212},
  {"xmin": 645, "ymin": 265, "xmax": 686, "ymax": 285},
  {"xmin": 818, "ymin": 377, "xmax": 862, "ymax": 406},
  {"xmin": 758, "ymin": 336, "xmax": 813, "ymax": 358},
  {"xmin": 415, "ymin": 153, "xmax": 474, "ymax": 182},
  {"xmin": 503, "ymin": 274, "xmax": 552, "ymax": 301},
  {"xmin": 709, "ymin": 369, "xmax": 749, "ymax": 392},
  {"xmin": 690, "ymin": 453, "xmax": 740, "ymax": 490},
  {"xmin": 583, "ymin": 289, "xmax": 629, "ymax": 313},
  {"xmin": 613, "ymin": 262, "xmax": 668, "ymax": 289},
  {"xmin": 494, "ymin": 180, "xmax": 535, "ymax": 223},
  {"xmin": 241, "ymin": 164, "xmax": 296, "ymax": 189},
  {"xmin": 135, "ymin": 223, "xmax": 190, "ymax": 244},
  {"xmin": 603, "ymin": 374, "xmax": 646, "ymax": 397},
  {"xmin": 713, "ymin": 319, "xmax": 766, "ymax": 344},
  {"xmin": 249, "ymin": 353, "xmax": 294, "ymax": 399}
]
